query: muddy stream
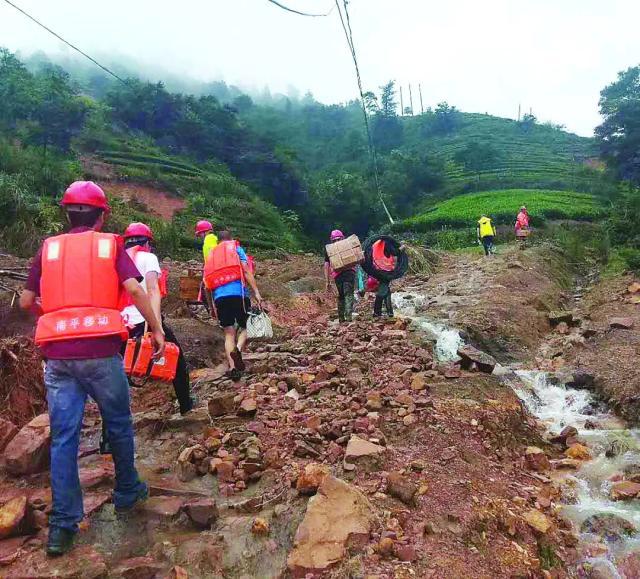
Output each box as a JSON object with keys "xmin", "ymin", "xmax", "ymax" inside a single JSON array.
[{"xmin": 393, "ymin": 289, "xmax": 640, "ymax": 577}]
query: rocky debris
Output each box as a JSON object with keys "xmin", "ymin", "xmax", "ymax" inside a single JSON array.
[
  {"xmin": 0, "ymin": 496, "xmax": 28, "ymax": 539},
  {"xmin": 523, "ymin": 509, "xmax": 551, "ymax": 534},
  {"xmin": 176, "ymin": 445, "xmax": 206, "ymax": 482},
  {"xmin": 184, "ymin": 498, "xmax": 218, "ymax": 529},
  {"xmin": 166, "ymin": 567, "xmax": 188, "ymax": 579},
  {"xmin": 565, "ymin": 443, "xmax": 591, "ymax": 460},
  {"xmin": 287, "ymin": 476, "xmax": 374, "ymax": 577},
  {"xmin": 611, "ymin": 481, "xmax": 640, "ymax": 501},
  {"xmin": 0, "ymin": 419, "xmax": 18, "ymax": 454},
  {"xmin": 207, "ymin": 393, "xmax": 236, "ymax": 417},
  {"xmin": 525, "ymin": 447, "xmax": 551, "ymax": 472},
  {"xmin": 343, "ymin": 435, "xmax": 385, "ymax": 470},
  {"xmin": 609, "ymin": 317, "xmax": 634, "ymax": 330},
  {"xmin": 2, "ymin": 413, "xmax": 50, "ymax": 475},
  {"xmin": 238, "ymin": 397, "xmax": 258, "ymax": 416},
  {"xmin": 79, "ymin": 465, "xmax": 114, "ymax": 489},
  {"xmin": 581, "ymin": 513, "xmax": 637, "ymax": 542},
  {"xmin": 548, "ymin": 311, "xmax": 575, "ymax": 326},
  {"xmin": 456, "ymin": 345, "xmax": 496, "ymax": 373},
  {"xmin": 0, "ymin": 536, "xmax": 28, "ymax": 566},
  {"xmin": 3, "ymin": 545, "xmax": 107, "ymax": 578},
  {"xmin": 386, "ymin": 472, "xmax": 418, "ymax": 505},
  {"xmin": 112, "ymin": 556, "xmax": 163, "ymax": 579},
  {"xmin": 296, "ymin": 463, "xmax": 330, "ymax": 495}
]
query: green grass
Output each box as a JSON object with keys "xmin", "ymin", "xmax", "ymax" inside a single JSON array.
[{"xmin": 397, "ymin": 189, "xmax": 605, "ymax": 232}]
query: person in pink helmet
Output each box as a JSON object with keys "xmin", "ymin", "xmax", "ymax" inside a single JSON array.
[
  {"xmin": 324, "ymin": 229, "xmax": 356, "ymax": 323},
  {"xmin": 195, "ymin": 220, "xmax": 218, "ymax": 261}
]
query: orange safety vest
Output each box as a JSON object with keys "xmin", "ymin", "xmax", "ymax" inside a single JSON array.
[
  {"xmin": 35, "ymin": 231, "xmax": 128, "ymax": 345},
  {"xmin": 118, "ymin": 246, "xmax": 168, "ymax": 310},
  {"xmin": 203, "ymin": 240, "xmax": 243, "ymax": 290},
  {"xmin": 372, "ymin": 240, "xmax": 396, "ymax": 272}
]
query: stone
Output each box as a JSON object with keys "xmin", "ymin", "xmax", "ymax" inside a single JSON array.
[
  {"xmin": 0, "ymin": 536, "xmax": 28, "ymax": 566},
  {"xmin": 395, "ymin": 544, "xmax": 417, "ymax": 562},
  {"xmin": 365, "ymin": 392, "xmax": 383, "ymax": 410},
  {"xmin": 556, "ymin": 321, "xmax": 569, "ymax": 335},
  {"xmin": 184, "ymin": 498, "xmax": 218, "ymax": 529},
  {"xmin": 344, "ymin": 435, "xmax": 385, "ymax": 470},
  {"xmin": 581, "ymin": 513, "xmax": 637, "ymax": 542},
  {"xmin": 287, "ymin": 476, "xmax": 374, "ymax": 577},
  {"xmin": 618, "ymin": 551, "xmax": 640, "ymax": 579},
  {"xmin": 167, "ymin": 568, "xmax": 188, "ymax": 579},
  {"xmin": 0, "ymin": 418, "xmax": 18, "ymax": 454},
  {"xmin": 296, "ymin": 463, "xmax": 331, "ymax": 495},
  {"xmin": 456, "ymin": 345, "xmax": 496, "ymax": 373},
  {"xmin": 238, "ymin": 398, "xmax": 258, "ymax": 415},
  {"xmin": 285, "ymin": 389, "xmax": 300, "ymax": 402},
  {"xmin": 403, "ymin": 414, "xmax": 417, "ymax": 426},
  {"xmin": 565, "ymin": 443, "xmax": 591, "ymax": 460},
  {"xmin": 548, "ymin": 311, "xmax": 574, "ymax": 326},
  {"xmin": 386, "ymin": 472, "xmax": 418, "ymax": 506},
  {"xmin": 79, "ymin": 465, "xmax": 114, "ymax": 489},
  {"xmin": 0, "ymin": 496, "xmax": 27, "ymax": 539},
  {"xmin": 628, "ymin": 282, "xmax": 640, "ymax": 294},
  {"xmin": 610, "ymin": 317, "xmax": 634, "ymax": 330},
  {"xmin": 410, "ymin": 373, "xmax": 428, "ymax": 391},
  {"xmin": 376, "ymin": 537, "xmax": 395, "ymax": 557},
  {"xmin": 141, "ymin": 496, "xmax": 184, "ymax": 519},
  {"xmin": 4, "ymin": 545, "xmax": 106, "ymax": 578},
  {"xmin": 523, "ymin": 509, "xmax": 551, "ymax": 534},
  {"xmin": 2, "ymin": 413, "xmax": 50, "ymax": 476},
  {"xmin": 550, "ymin": 425, "xmax": 578, "ymax": 445},
  {"xmin": 611, "ymin": 481, "xmax": 640, "ymax": 501},
  {"xmin": 525, "ymin": 447, "xmax": 551, "ymax": 472},
  {"xmin": 207, "ymin": 393, "xmax": 236, "ymax": 417},
  {"xmin": 112, "ymin": 556, "xmax": 163, "ymax": 579},
  {"xmin": 251, "ymin": 517, "xmax": 270, "ymax": 535},
  {"xmin": 84, "ymin": 493, "xmax": 110, "ymax": 516}
]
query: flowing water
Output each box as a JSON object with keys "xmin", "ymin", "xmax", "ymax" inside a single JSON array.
[{"xmin": 393, "ymin": 291, "xmax": 640, "ymax": 575}]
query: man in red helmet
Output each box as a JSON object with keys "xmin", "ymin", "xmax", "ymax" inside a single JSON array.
[
  {"xmin": 19, "ymin": 182, "xmax": 165, "ymax": 556},
  {"xmin": 119, "ymin": 222, "xmax": 194, "ymax": 415}
]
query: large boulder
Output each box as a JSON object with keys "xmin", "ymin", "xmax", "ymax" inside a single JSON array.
[
  {"xmin": 2, "ymin": 414, "xmax": 50, "ymax": 476},
  {"xmin": 0, "ymin": 495, "xmax": 28, "ymax": 539},
  {"xmin": 456, "ymin": 345, "xmax": 496, "ymax": 373},
  {"xmin": 287, "ymin": 476, "xmax": 374, "ymax": 577}
]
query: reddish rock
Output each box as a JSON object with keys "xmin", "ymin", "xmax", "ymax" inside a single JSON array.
[
  {"xmin": 167, "ymin": 567, "xmax": 188, "ymax": 579},
  {"xmin": 215, "ymin": 461, "xmax": 235, "ymax": 482},
  {"xmin": 79, "ymin": 465, "xmax": 114, "ymax": 489},
  {"xmin": 565, "ymin": 443, "xmax": 591, "ymax": 460},
  {"xmin": 611, "ymin": 481, "xmax": 640, "ymax": 501},
  {"xmin": 3, "ymin": 545, "xmax": 106, "ymax": 578},
  {"xmin": 610, "ymin": 317, "xmax": 634, "ymax": 330},
  {"xmin": 207, "ymin": 393, "xmax": 236, "ymax": 417},
  {"xmin": 376, "ymin": 537, "xmax": 395, "ymax": 557},
  {"xmin": 0, "ymin": 536, "xmax": 28, "ymax": 566},
  {"xmin": 296, "ymin": 463, "xmax": 330, "ymax": 495},
  {"xmin": 141, "ymin": 496, "xmax": 184, "ymax": 519},
  {"xmin": 113, "ymin": 556, "xmax": 162, "ymax": 579},
  {"xmin": 386, "ymin": 472, "xmax": 418, "ymax": 506},
  {"xmin": 344, "ymin": 435, "xmax": 385, "ymax": 469},
  {"xmin": 457, "ymin": 345, "xmax": 496, "ymax": 373},
  {"xmin": 0, "ymin": 496, "xmax": 28, "ymax": 539},
  {"xmin": 251, "ymin": 517, "xmax": 269, "ymax": 535},
  {"xmin": 184, "ymin": 498, "xmax": 218, "ymax": 529},
  {"xmin": 238, "ymin": 398, "xmax": 257, "ymax": 415},
  {"xmin": 525, "ymin": 447, "xmax": 551, "ymax": 472},
  {"xmin": 618, "ymin": 551, "xmax": 640, "ymax": 578},
  {"xmin": 395, "ymin": 544, "xmax": 417, "ymax": 562},
  {"xmin": 287, "ymin": 476, "xmax": 374, "ymax": 577},
  {"xmin": 3, "ymin": 414, "xmax": 51, "ymax": 476},
  {"xmin": 304, "ymin": 415, "xmax": 321, "ymax": 431},
  {"xmin": 550, "ymin": 425, "xmax": 578, "ymax": 446},
  {"xmin": 0, "ymin": 418, "xmax": 18, "ymax": 454}
]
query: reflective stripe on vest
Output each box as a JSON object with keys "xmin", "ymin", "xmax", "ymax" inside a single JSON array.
[
  {"xmin": 203, "ymin": 240, "xmax": 243, "ymax": 290},
  {"xmin": 372, "ymin": 240, "xmax": 396, "ymax": 272},
  {"xmin": 35, "ymin": 231, "xmax": 128, "ymax": 345}
]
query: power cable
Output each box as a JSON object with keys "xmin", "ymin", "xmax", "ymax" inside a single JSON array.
[
  {"xmin": 1, "ymin": 0, "xmax": 127, "ymax": 84},
  {"xmin": 266, "ymin": 0, "xmax": 334, "ymax": 17},
  {"xmin": 334, "ymin": 0, "xmax": 394, "ymax": 225}
]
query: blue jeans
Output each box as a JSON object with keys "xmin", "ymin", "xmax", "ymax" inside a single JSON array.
[{"xmin": 45, "ymin": 356, "xmax": 146, "ymax": 532}]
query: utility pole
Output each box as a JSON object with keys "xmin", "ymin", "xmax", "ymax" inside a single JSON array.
[
  {"xmin": 418, "ymin": 83, "xmax": 424, "ymax": 114},
  {"xmin": 517, "ymin": 103, "xmax": 521, "ymax": 121},
  {"xmin": 408, "ymin": 83, "xmax": 414, "ymax": 116},
  {"xmin": 399, "ymin": 86, "xmax": 404, "ymax": 116}
]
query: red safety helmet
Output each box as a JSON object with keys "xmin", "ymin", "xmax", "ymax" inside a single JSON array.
[
  {"xmin": 330, "ymin": 229, "xmax": 345, "ymax": 241},
  {"xmin": 61, "ymin": 181, "xmax": 110, "ymax": 212},
  {"xmin": 124, "ymin": 222, "xmax": 153, "ymax": 240},
  {"xmin": 195, "ymin": 220, "xmax": 213, "ymax": 235}
]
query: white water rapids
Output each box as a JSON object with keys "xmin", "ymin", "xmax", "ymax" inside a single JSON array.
[{"xmin": 393, "ymin": 291, "xmax": 640, "ymax": 575}]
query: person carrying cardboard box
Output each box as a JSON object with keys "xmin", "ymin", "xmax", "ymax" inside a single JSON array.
[{"xmin": 324, "ymin": 229, "xmax": 363, "ymax": 323}]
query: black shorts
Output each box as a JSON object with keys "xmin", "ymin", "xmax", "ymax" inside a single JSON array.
[{"xmin": 215, "ymin": 296, "xmax": 251, "ymax": 328}]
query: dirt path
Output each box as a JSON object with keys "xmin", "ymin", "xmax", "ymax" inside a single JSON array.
[{"xmin": 0, "ymin": 245, "xmax": 598, "ymax": 578}]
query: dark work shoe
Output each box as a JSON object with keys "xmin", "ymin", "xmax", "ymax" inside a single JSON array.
[
  {"xmin": 230, "ymin": 348, "xmax": 246, "ymax": 372},
  {"xmin": 115, "ymin": 482, "xmax": 149, "ymax": 516},
  {"xmin": 180, "ymin": 395, "xmax": 197, "ymax": 415},
  {"xmin": 46, "ymin": 526, "xmax": 76, "ymax": 557}
]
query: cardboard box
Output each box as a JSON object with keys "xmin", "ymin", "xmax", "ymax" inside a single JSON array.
[
  {"xmin": 325, "ymin": 235, "xmax": 364, "ymax": 271},
  {"xmin": 179, "ymin": 269, "xmax": 202, "ymax": 301}
]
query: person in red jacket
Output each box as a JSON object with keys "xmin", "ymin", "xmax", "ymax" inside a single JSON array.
[{"xmin": 20, "ymin": 182, "xmax": 165, "ymax": 556}]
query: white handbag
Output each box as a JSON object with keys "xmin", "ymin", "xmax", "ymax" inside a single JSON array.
[{"xmin": 246, "ymin": 310, "xmax": 274, "ymax": 339}]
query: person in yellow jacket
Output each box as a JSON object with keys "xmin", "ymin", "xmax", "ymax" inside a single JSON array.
[
  {"xmin": 477, "ymin": 215, "xmax": 497, "ymax": 256},
  {"xmin": 195, "ymin": 220, "xmax": 218, "ymax": 313}
]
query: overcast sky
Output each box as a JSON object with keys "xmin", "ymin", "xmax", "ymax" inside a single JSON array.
[{"xmin": 1, "ymin": 0, "xmax": 638, "ymax": 136}]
